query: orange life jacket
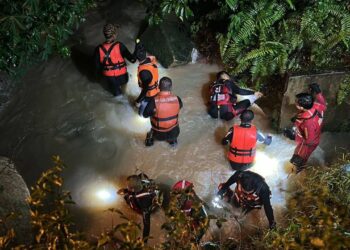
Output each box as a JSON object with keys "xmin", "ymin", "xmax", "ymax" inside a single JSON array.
[
  {"xmin": 99, "ymin": 42, "xmax": 127, "ymax": 77},
  {"xmin": 138, "ymin": 56, "xmax": 159, "ymax": 97},
  {"xmin": 228, "ymin": 125, "xmax": 257, "ymax": 164},
  {"xmin": 151, "ymin": 92, "xmax": 180, "ymax": 132},
  {"xmin": 234, "ymin": 181, "xmax": 262, "ymax": 209}
]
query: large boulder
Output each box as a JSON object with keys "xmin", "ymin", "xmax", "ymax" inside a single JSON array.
[
  {"xmin": 140, "ymin": 15, "xmax": 194, "ymax": 68},
  {"xmin": 0, "ymin": 157, "xmax": 32, "ymax": 244},
  {"xmin": 280, "ymin": 72, "xmax": 350, "ymax": 131}
]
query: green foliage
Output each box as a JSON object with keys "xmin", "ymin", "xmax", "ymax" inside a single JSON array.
[
  {"xmin": 145, "ymin": 0, "xmax": 350, "ymax": 84},
  {"xmin": 0, "ymin": 0, "xmax": 94, "ymax": 75},
  {"xmin": 161, "ymin": 188, "xmax": 209, "ymax": 249},
  {"xmin": 337, "ymin": 75, "xmax": 350, "ymax": 105},
  {"xmin": 143, "ymin": 0, "xmax": 197, "ymax": 25},
  {"xmin": 254, "ymin": 155, "xmax": 350, "ymax": 249}
]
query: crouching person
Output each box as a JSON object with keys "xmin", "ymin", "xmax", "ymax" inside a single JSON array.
[
  {"xmin": 142, "ymin": 77, "xmax": 183, "ymax": 147},
  {"xmin": 217, "ymin": 170, "xmax": 276, "ymax": 229},
  {"xmin": 117, "ymin": 173, "xmax": 163, "ymax": 243},
  {"xmin": 222, "ymin": 110, "xmax": 272, "ymax": 170}
]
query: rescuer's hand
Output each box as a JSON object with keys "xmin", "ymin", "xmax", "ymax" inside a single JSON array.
[
  {"xmin": 217, "ymin": 184, "xmax": 228, "ymax": 198},
  {"xmin": 269, "ymin": 221, "xmax": 277, "ymax": 230},
  {"xmin": 254, "ymin": 91, "xmax": 263, "ymax": 99},
  {"xmin": 265, "ymin": 135, "xmax": 272, "ymax": 145},
  {"xmin": 221, "ymin": 138, "xmax": 229, "ymax": 145},
  {"xmin": 309, "ymin": 83, "xmax": 321, "ymax": 94},
  {"xmin": 283, "ymin": 127, "xmax": 296, "ymax": 140}
]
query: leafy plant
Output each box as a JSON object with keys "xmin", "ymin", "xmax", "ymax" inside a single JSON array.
[
  {"xmin": 97, "ymin": 208, "xmax": 147, "ymax": 250},
  {"xmin": 144, "ymin": 0, "xmax": 350, "ymax": 85},
  {"xmin": 161, "ymin": 188, "xmax": 209, "ymax": 249},
  {"xmin": 337, "ymin": 75, "xmax": 350, "ymax": 105},
  {"xmin": 0, "ymin": 0, "xmax": 94, "ymax": 75},
  {"xmin": 253, "ymin": 154, "xmax": 350, "ymax": 249},
  {"xmin": 28, "ymin": 155, "xmax": 90, "ymax": 249}
]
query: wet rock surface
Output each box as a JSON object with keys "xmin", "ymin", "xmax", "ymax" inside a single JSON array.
[
  {"xmin": 0, "ymin": 157, "xmax": 31, "ymax": 244},
  {"xmin": 141, "ymin": 15, "xmax": 193, "ymax": 68}
]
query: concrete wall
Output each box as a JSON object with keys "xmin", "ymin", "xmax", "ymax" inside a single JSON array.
[{"xmin": 280, "ymin": 72, "xmax": 350, "ymax": 131}]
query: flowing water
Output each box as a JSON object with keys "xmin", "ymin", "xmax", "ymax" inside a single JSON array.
[{"xmin": 0, "ymin": 0, "xmax": 327, "ymax": 246}]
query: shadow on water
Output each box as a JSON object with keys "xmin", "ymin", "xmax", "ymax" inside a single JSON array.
[{"xmin": 70, "ymin": 44, "xmax": 110, "ymax": 93}]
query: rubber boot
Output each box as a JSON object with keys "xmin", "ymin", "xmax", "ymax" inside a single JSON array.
[{"xmin": 145, "ymin": 131, "xmax": 154, "ymax": 147}]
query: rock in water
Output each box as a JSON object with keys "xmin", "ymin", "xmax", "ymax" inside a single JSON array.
[
  {"xmin": 0, "ymin": 157, "xmax": 32, "ymax": 244},
  {"xmin": 141, "ymin": 15, "xmax": 193, "ymax": 68}
]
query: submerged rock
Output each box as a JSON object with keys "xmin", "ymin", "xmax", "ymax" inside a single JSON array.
[
  {"xmin": 140, "ymin": 15, "xmax": 193, "ymax": 68},
  {"xmin": 0, "ymin": 157, "xmax": 32, "ymax": 244}
]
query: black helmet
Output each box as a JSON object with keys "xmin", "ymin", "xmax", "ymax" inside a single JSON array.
[
  {"xmin": 240, "ymin": 110, "xmax": 254, "ymax": 123},
  {"xmin": 295, "ymin": 93, "xmax": 313, "ymax": 110},
  {"xmin": 126, "ymin": 175, "xmax": 143, "ymax": 193}
]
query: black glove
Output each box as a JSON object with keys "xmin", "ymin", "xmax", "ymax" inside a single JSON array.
[
  {"xmin": 309, "ymin": 83, "xmax": 321, "ymax": 94},
  {"xmin": 217, "ymin": 185, "xmax": 228, "ymax": 198},
  {"xmin": 269, "ymin": 221, "xmax": 277, "ymax": 230},
  {"xmin": 222, "ymin": 138, "xmax": 229, "ymax": 145},
  {"xmin": 283, "ymin": 127, "xmax": 296, "ymax": 140}
]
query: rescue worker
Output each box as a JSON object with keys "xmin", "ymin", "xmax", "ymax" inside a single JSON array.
[
  {"xmin": 222, "ymin": 110, "xmax": 272, "ymax": 170},
  {"xmin": 142, "ymin": 77, "xmax": 183, "ymax": 147},
  {"xmin": 95, "ymin": 23, "xmax": 136, "ymax": 97},
  {"xmin": 217, "ymin": 170, "xmax": 276, "ymax": 229},
  {"xmin": 208, "ymin": 71, "xmax": 263, "ymax": 121},
  {"xmin": 169, "ymin": 180, "xmax": 209, "ymax": 243},
  {"xmin": 117, "ymin": 173, "xmax": 162, "ymax": 243},
  {"xmin": 134, "ymin": 40, "xmax": 159, "ymax": 115},
  {"xmin": 283, "ymin": 83, "xmax": 327, "ymax": 173}
]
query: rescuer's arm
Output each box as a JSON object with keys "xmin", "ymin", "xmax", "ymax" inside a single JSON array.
[
  {"xmin": 136, "ymin": 70, "xmax": 152, "ymax": 103},
  {"xmin": 119, "ymin": 42, "xmax": 136, "ymax": 63},
  {"xmin": 259, "ymin": 186, "xmax": 276, "ymax": 229},
  {"xmin": 94, "ymin": 46, "xmax": 102, "ymax": 75},
  {"xmin": 302, "ymin": 120, "xmax": 318, "ymax": 145},
  {"xmin": 222, "ymin": 127, "xmax": 233, "ymax": 145},
  {"xmin": 218, "ymin": 171, "xmax": 241, "ymax": 197},
  {"xmin": 136, "ymin": 89, "xmax": 148, "ymax": 104},
  {"xmin": 257, "ymin": 131, "xmax": 272, "ymax": 145},
  {"xmin": 230, "ymin": 81, "xmax": 255, "ymax": 96},
  {"xmin": 309, "ymin": 83, "xmax": 327, "ymax": 111},
  {"xmin": 142, "ymin": 99, "xmax": 156, "ymax": 118},
  {"xmin": 178, "ymin": 96, "xmax": 183, "ymax": 109}
]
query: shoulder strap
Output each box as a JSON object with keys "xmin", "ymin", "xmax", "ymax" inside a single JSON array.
[{"xmin": 100, "ymin": 42, "xmax": 119, "ymax": 65}]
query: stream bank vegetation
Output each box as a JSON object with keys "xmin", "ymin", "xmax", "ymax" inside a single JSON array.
[
  {"xmin": 0, "ymin": 0, "xmax": 94, "ymax": 76},
  {"xmin": 1, "ymin": 154, "xmax": 350, "ymax": 249},
  {"xmin": 144, "ymin": 0, "xmax": 350, "ymax": 85}
]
